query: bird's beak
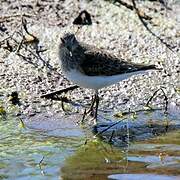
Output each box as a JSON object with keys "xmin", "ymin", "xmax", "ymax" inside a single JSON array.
[
  {"xmin": 61, "ymin": 38, "xmax": 65, "ymax": 44},
  {"xmin": 75, "ymin": 27, "xmax": 81, "ymax": 35}
]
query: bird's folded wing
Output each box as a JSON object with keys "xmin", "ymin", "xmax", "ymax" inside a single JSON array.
[{"xmin": 80, "ymin": 48, "xmax": 155, "ymax": 76}]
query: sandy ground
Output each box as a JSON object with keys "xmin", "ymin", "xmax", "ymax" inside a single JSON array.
[{"xmin": 0, "ymin": 0, "xmax": 180, "ymax": 121}]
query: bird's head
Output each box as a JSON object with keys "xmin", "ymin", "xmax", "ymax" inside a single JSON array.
[{"xmin": 60, "ymin": 33, "xmax": 79, "ymax": 53}]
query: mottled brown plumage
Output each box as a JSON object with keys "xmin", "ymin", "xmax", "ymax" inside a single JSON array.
[{"xmin": 59, "ymin": 33, "xmax": 156, "ymax": 76}]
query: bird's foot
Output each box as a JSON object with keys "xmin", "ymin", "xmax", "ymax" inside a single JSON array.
[{"xmin": 81, "ymin": 107, "xmax": 98, "ymax": 125}]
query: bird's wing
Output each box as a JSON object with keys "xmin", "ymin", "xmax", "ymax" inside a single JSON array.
[{"xmin": 80, "ymin": 45, "xmax": 155, "ymax": 76}]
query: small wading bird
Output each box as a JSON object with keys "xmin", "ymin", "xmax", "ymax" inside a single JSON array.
[{"xmin": 59, "ymin": 33, "xmax": 156, "ymax": 123}]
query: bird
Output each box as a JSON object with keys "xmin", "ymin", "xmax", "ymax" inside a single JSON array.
[{"xmin": 59, "ymin": 33, "xmax": 156, "ymax": 123}]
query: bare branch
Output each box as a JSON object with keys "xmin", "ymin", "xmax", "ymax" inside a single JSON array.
[
  {"xmin": 40, "ymin": 85, "xmax": 79, "ymax": 99},
  {"xmin": 131, "ymin": 0, "xmax": 175, "ymax": 52},
  {"xmin": 146, "ymin": 87, "xmax": 168, "ymax": 113}
]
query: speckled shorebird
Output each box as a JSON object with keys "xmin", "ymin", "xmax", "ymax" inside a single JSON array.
[{"xmin": 59, "ymin": 33, "xmax": 156, "ymax": 123}]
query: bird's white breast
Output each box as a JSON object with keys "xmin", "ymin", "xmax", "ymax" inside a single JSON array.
[{"xmin": 64, "ymin": 69, "xmax": 148, "ymax": 90}]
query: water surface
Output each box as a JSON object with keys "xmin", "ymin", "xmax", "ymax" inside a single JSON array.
[{"xmin": 0, "ymin": 113, "xmax": 180, "ymax": 180}]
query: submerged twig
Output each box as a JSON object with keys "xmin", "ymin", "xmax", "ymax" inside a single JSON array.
[
  {"xmin": 108, "ymin": 130, "xmax": 115, "ymax": 143},
  {"xmin": 84, "ymin": 139, "xmax": 88, "ymax": 145},
  {"xmin": 38, "ymin": 156, "xmax": 45, "ymax": 176},
  {"xmin": 94, "ymin": 118, "xmax": 126, "ymax": 137},
  {"xmin": 18, "ymin": 118, "xmax": 26, "ymax": 129},
  {"xmin": 114, "ymin": 106, "xmax": 164, "ymax": 118}
]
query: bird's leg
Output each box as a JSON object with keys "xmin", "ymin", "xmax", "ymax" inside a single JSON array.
[
  {"xmin": 86, "ymin": 95, "xmax": 96, "ymax": 115},
  {"xmin": 94, "ymin": 90, "xmax": 99, "ymax": 122},
  {"xmin": 81, "ymin": 95, "xmax": 96, "ymax": 124},
  {"xmin": 84, "ymin": 90, "xmax": 99, "ymax": 124}
]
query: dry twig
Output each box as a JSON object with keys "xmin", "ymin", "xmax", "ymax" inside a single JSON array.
[
  {"xmin": 41, "ymin": 85, "xmax": 79, "ymax": 99},
  {"xmin": 131, "ymin": 0, "xmax": 175, "ymax": 52},
  {"xmin": 1, "ymin": 16, "xmax": 56, "ymax": 72},
  {"xmin": 115, "ymin": 0, "xmax": 134, "ymax": 10},
  {"xmin": 146, "ymin": 87, "xmax": 168, "ymax": 112},
  {"xmin": 115, "ymin": 0, "xmax": 152, "ymax": 20}
]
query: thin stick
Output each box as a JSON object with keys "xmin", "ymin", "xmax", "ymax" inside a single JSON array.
[
  {"xmin": 15, "ymin": 39, "xmax": 24, "ymax": 53},
  {"xmin": 115, "ymin": 0, "xmax": 152, "ymax": 20},
  {"xmin": 108, "ymin": 130, "xmax": 115, "ymax": 143},
  {"xmin": 159, "ymin": 0, "xmax": 172, "ymax": 10},
  {"xmin": 1, "ymin": 17, "xmax": 55, "ymax": 72},
  {"xmin": 12, "ymin": 37, "xmax": 53, "ymax": 70},
  {"xmin": 41, "ymin": 85, "xmax": 79, "ymax": 99},
  {"xmin": 0, "ymin": 24, "xmax": 20, "ymax": 45},
  {"xmin": 115, "ymin": 0, "xmax": 134, "ymax": 10},
  {"xmin": 131, "ymin": 0, "xmax": 174, "ymax": 52},
  {"xmin": 0, "ymin": 13, "xmax": 35, "ymax": 20},
  {"xmin": 38, "ymin": 156, "xmax": 45, "ymax": 175},
  {"xmin": 121, "ymin": 107, "xmax": 161, "ymax": 116},
  {"xmin": 94, "ymin": 118, "xmax": 126, "ymax": 137},
  {"xmin": 146, "ymin": 87, "xmax": 168, "ymax": 113}
]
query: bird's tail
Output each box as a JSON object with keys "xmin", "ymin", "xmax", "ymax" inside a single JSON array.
[
  {"xmin": 137, "ymin": 64, "xmax": 160, "ymax": 71},
  {"xmin": 141, "ymin": 64, "xmax": 156, "ymax": 70}
]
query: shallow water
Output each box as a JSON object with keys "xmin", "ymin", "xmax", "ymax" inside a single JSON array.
[
  {"xmin": 0, "ymin": 115, "xmax": 85, "ymax": 180},
  {"xmin": 61, "ymin": 131, "xmax": 180, "ymax": 179},
  {"xmin": 0, "ymin": 114, "xmax": 180, "ymax": 180}
]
